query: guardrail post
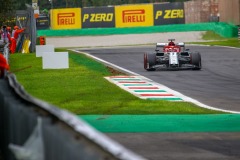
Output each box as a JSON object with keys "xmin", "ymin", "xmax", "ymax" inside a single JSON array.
[{"xmin": 238, "ymin": 26, "xmax": 240, "ymax": 41}]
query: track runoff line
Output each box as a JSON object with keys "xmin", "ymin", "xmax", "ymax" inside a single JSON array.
[
  {"xmin": 72, "ymin": 49, "xmax": 240, "ymax": 114},
  {"xmin": 105, "ymin": 76, "xmax": 182, "ymax": 101}
]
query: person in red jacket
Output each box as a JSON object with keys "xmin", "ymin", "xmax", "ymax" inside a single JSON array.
[
  {"xmin": 1, "ymin": 25, "xmax": 11, "ymax": 44},
  {"xmin": 10, "ymin": 26, "xmax": 25, "ymax": 54},
  {"xmin": 0, "ymin": 54, "xmax": 9, "ymax": 78},
  {"xmin": 6, "ymin": 26, "xmax": 12, "ymax": 50}
]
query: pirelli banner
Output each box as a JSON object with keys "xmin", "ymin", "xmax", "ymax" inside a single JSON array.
[
  {"xmin": 49, "ymin": 3, "xmax": 185, "ymax": 30},
  {"xmin": 115, "ymin": 4, "xmax": 153, "ymax": 28},
  {"xmin": 82, "ymin": 6, "xmax": 115, "ymax": 28},
  {"xmin": 154, "ymin": 2, "xmax": 185, "ymax": 25},
  {"xmin": 50, "ymin": 8, "xmax": 81, "ymax": 30}
]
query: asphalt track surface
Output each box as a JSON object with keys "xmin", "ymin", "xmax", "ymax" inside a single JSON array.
[
  {"xmin": 77, "ymin": 45, "xmax": 240, "ymax": 160},
  {"xmin": 78, "ymin": 45, "xmax": 240, "ymax": 112}
]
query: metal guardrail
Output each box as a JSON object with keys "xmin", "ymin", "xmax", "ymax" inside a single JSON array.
[
  {"xmin": 3, "ymin": 43, "xmax": 9, "ymax": 64},
  {"xmin": 0, "ymin": 73, "xmax": 147, "ymax": 160}
]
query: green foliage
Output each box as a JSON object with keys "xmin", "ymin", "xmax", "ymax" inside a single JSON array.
[
  {"xmin": 192, "ymin": 38, "xmax": 240, "ymax": 48},
  {"xmin": 37, "ymin": 0, "xmax": 191, "ymax": 9},
  {"xmin": 0, "ymin": 0, "xmax": 32, "ymax": 25},
  {"xmin": 12, "ymin": 0, "xmax": 32, "ymax": 10},
  {"xmin": 0, "ymin": 0, "xmax": 191, "ymax": 25},
  {"xmin": 192, "ymin": 31, "xmax": 240, "ymax": 48},
  {"xmin": 0, "ymin": 0, "xmax": 14, "ymax": 25},
  {"xmin": 201, "ymin": 31, "xmax": 225, "ymax": 40},
  {"xmin": 0, "ymin": 0, "xmax": 191, "ymax": 24}
]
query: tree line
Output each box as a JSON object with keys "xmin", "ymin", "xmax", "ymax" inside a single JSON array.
[{"xmin": 42, "ymin": 0, "xmax": 190, "ymax": 9}]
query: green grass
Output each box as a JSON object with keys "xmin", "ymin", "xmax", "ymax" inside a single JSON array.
[
  {"xmin": 192, "ymin": 31, "xmax": 240, "ymax": 48},
  {"xmin": 202, "ymin": 31, "xmax": 226, "ymax": 40},
  {"xmin": 9, "ymin": 49, "xmax": 223, "ymax": 115}
]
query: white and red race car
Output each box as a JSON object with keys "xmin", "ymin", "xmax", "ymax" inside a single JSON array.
[{"xmin": 144, "ymin": 39, "xmax": 201, "ymax": 71}]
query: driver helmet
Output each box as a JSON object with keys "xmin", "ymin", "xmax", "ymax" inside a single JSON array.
[{"xmin": 169, "ymin": 41, "xmax": 175, "ymax": 46}]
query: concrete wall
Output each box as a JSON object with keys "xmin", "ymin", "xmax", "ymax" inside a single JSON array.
[
  {"xmin": 184, "ymin": 0, "xmax": 240, "ymax": 25},
  {"xmin": 219, "ymin": 0, "xmax": 240, "ymax": 25}
]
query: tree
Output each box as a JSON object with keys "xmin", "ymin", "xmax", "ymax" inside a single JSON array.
[
  {"xmin": 0, "ymin": 0, "xmax": 15, "ymax": 26},
  {"xmin": 0, "ymin": 0, "xmax": 37, "ymax": 25},
  {"xmin": 38, "ymin": 0, "xmax": 52, "ymax": 10},
  {"xmin": 13, "ymin": 0, "xmax": 32, "ymax": 10},
  {"xmin": 35, "ymin": 0, "xmax": 191, "ymax": 9}
]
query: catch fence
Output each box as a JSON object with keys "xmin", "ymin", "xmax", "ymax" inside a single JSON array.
[{"xmin": 15, "ymin": 4, "xmax": 36, "ymax": 53}]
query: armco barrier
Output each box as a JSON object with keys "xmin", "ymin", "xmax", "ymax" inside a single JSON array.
[{"xmin": 0, "ymin": 73, "xmax": 146, "ymax": 160}]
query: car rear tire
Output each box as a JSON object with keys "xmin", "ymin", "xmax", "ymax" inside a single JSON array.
[
  {"xmin": 144, "ymin": 52, "xmax": 156, "ymax": 71},
  {"xmin": 191, "ymin": 52, "xmax": 202, "ymax": 70}
]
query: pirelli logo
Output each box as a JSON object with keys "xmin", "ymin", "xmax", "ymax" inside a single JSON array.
[
  {"xmin": 57, "ymin": 12, "xmax": 75, "ymax": 25},
  {"xmin": 122, "ymin": 9, "xmax": 145, "ymax": 23}
]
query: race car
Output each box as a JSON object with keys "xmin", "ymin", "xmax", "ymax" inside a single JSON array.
[{"xmin": 144, "ymin": 39, "xmax": 201, "ymax": 71}]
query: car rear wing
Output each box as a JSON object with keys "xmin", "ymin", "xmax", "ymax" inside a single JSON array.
[
  {"xmin": 176, "ymin": 42, "xmax": 185, "ymax": 47},
  {"xmin": 156, "ymin": 43, "xmax": 168, "ymax": 47},
  {"xmin": 156, "ymin": 42, "xmax": 185, "ymax": 47}
]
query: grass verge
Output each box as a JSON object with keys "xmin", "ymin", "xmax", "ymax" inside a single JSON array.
[
  {"xmin": 9, "ymin": 49, "xmax": 223, "ymax": 115},
  {"xmin": 191, "ymin": 31, "xmax": 240, "ymax": 48}
]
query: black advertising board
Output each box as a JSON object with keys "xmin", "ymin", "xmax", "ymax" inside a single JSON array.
[
  {"xmin": 36, "ymin": 15, "xmax": 50, "ymax": 30},
  {"xmin": 154, "ymin": 2, "xmax": 185, "ymax": 25},
  {"xmin": 82, "ymin": 6, "xmax": 115, "ymax": 28}
]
